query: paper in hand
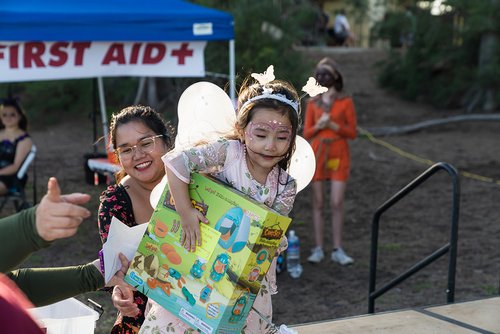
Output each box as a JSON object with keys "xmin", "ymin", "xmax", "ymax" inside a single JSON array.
[{"xmin": 102, "ymin": 216, "xmax": 148, "ymax": 283}]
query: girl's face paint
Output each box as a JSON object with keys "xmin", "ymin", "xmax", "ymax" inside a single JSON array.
[
  {"xmin": 243, "ymin": 107, "xmax": 293, "ymax": 174},
  {"xmin": 246, "ymin": 121, "xmax": 293, "ymax": 143}
]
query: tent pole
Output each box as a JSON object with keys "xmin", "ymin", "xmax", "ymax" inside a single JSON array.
[
  {"xmin": 229, "ymin": 39, "xmax": 236, "ymax": 105},
  {"xmin": 97, "ymin": 77, "xmax": 110, "ymax": 152},
  {"xmin": 92, "ymin": 78, "xmax": 98, "ymax": 153}
]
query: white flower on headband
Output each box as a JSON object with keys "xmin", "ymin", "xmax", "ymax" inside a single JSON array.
[
  {"xmin": 262, "ymin": 86, "xmax": 274, "ymax": 95},
  {"xmin": 302, "ymin": 77, "xmax": 328, "ymax": 97},
  {"xmin": 251, "ymin": 65, "xmax": 275, "ymax": 85}
]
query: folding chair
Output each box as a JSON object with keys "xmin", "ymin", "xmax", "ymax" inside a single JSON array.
[{"xmin": 0, "ymin": 145, "xmax": 37, "ymax": 213}]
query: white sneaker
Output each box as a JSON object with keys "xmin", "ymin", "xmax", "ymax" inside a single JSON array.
[
  {"xmin": 307, "ymin": 247, "xmax": 324, "ymax": 263},
  {"xmin": 331, "ymin": 248, "xmax": 354, "ymax": 265}
]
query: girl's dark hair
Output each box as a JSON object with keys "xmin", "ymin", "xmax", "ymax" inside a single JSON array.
[
  {"xmin": 232, "ymin": 77, "xmax": 301, "ymax": 171},
  {"xmin": 0, "ymin": 97, "xmax": 29, "ymax": 131},
  {"xmin": 109, "ymin": 105, "xmax": 174, "ymax": 182}
]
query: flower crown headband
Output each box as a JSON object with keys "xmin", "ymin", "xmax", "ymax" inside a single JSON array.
[{"xmin": 240, "ymin": 65, "xmax": 328, "ymax": 113}]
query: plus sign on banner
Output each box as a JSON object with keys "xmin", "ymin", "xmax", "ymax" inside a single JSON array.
[{"xmin": 0, "ymin": 41, "xmax": 206, "ymax": 82}]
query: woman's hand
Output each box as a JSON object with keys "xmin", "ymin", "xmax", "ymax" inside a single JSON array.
[
  {"xmin": 179, "ymin": 207, "xmax": 209, "ymax": 252},
  {"xmin": 36, "ymin": 177, "xmax": 91, "ymax": 242},
  {"xmin": 105, "ymin": 253, "xmax": 130, "ymax": 287},
  {"xmin": 112, "ymin": 285, "xmax": 140, "ymax": 318}
]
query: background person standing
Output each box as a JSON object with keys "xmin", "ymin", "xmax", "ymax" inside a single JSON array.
[{"xmin": 303, "ymin": 57, "xmax": 357, "ymax": 265}]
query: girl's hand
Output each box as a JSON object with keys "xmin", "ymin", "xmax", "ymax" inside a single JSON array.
[
  {"xmin": 179, "ymin": 208, "xmax": 209, "ymax": 252},
  {"xmin": 316, "ymin": 113, "xmax": 330, "ymax": 130},
  {"xmin": 328, "ymin": 121, "xmax": 340, "ymax": 131}
]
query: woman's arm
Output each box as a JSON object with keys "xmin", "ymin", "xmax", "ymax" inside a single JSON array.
[
  {"xmin": 0, "ymin": 177, "xmax": 91, "ymax": 273},
  {"xmin": 7, "ymin": 263, "xmax": 103, "ymax": 307},
  {"xmin": 0, "ymin": 136, "xmax": 32, "ymax": 175},
  {"xmin": 8, "ymin": 254, "xmax": 129, "ymax": 307},
  {"xmin": 0, "ymin": 208, "xmax": 47, "ymax": 273}
]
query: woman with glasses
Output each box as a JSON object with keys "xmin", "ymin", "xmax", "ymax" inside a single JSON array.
[
  {"xmin": 0, "ymin": 97, "xmax": 33, "ymax": 196},
  {"xmin": 97, "ymin": 105, "xmax": 174, "ymax": 334}
]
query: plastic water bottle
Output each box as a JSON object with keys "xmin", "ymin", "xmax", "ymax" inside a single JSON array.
[{"xmin": 286, "ymin": 230, "xmax": 303, "ymax": 279}]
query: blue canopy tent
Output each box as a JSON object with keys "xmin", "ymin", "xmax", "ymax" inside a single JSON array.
[
  {"xmin": 0, "ymin": 0, "xmax": 234, "ymax": 42},
  {"xmin": 0, "ymin": 0, "xmax": 235, "ymax": 149}
]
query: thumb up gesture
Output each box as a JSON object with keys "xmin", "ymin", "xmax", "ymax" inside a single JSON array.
[{"xmin": 35, "ymin": 177, "xmax": 91, "ymax": 242}]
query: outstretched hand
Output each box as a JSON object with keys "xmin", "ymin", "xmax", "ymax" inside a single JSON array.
[{"xmin": 35, "ymin": 177, "xmax": 91, "ymax": 242}]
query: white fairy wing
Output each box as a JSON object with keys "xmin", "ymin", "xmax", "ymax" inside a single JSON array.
[
  {"xmin": 153, "ymin": 82, "xmax": 236, "ymax": 208},
  {"xmin": 150, "ymin": 174, "xmax": 168, "ymax": 208},
  {"xmin": 173, "ymin": 79, "xmax": 315, "ymax": 194},
  {"xmin": 288, "ymin": 136, "xmax": 316, "ymax": 193},
  {"xmin": 175, "ymin": 81, "xmax": 236, "ymax": 151}
]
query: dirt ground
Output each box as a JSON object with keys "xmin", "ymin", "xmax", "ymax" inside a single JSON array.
[{"xmin": 11, "ymin": 48, "xmax": 500, "ymax": 333}]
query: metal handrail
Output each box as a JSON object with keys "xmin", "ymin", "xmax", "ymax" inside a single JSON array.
[{"xmin": 368, "ymin": 162, "xmax": 460, "ymax": 313}]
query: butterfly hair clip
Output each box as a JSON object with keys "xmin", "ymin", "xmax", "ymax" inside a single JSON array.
[
  {"xmin": 302, "ymin": 77, "xmax": 328, "ymax": 97},
  {"xmin": 251, "ymin": 65, "xmax": 275, "ymax": 86}
]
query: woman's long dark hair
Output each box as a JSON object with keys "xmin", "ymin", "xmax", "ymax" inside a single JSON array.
[{"xmin": 0, "ymin": 97, "xmax": 28, "ymax": 131}]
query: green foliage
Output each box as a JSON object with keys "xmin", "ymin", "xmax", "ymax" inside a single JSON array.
[
  {"xmin": 378, "ymin": 242, "xmax": 403, "ymax": 251},
  {"xmin": 448, "ymin": 0, "xmax": 500, "ymax": 34},
  {"xmin": 101, "ymin": 77, "xmax": 142, "ymax": 112},
  {"xmin": 1, "ymin": 77, "xmax": 139, "ymax": 127},
  {"xmin": 195, "ymin": 0, "xmax": 316, "ymax": 88},
  {"xmin": 481, "ymin": 284, "xmax": 498, "ymax": 295},
  {"xmin": 371, "ymin": 10, "xmax": 415, "ymax": 47},
  {"xmin": 1, "ymin": 79, "xmax": 93, "ymax": 126},
  {"xmin": 411, "ymin": 281, "xmax": 433, "ymax": 293},
  {"xmin": 375, "ymin": 2, "xmax": 500, "ymax": 110},
  {"xmin": 2, "ymin": 1, "xmax": 318, "ymax": 126}
]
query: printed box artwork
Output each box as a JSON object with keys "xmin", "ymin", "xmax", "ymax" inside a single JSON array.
[{"xmin": 125, "ymin": 173, "xmax": 292, "ymax": 334}]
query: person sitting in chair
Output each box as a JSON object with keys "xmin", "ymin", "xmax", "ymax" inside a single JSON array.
[{"xmin": 0, "ymin": 97, "xmax": 33, "ymax": 196}]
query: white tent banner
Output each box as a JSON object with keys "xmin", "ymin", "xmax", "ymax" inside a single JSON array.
[{"xmin": 0, "ymin": 41, "xmax": 207, "ymax": 82}]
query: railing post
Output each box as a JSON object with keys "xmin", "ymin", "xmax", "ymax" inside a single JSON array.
[{"xmin": 368, "ymin": 162, "xmax": 460, "ymax": 313}]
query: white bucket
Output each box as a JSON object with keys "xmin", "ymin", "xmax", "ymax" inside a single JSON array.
[{"xmin": 29, "ymin": 298, "xmax": 100, "ymax": 334}]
